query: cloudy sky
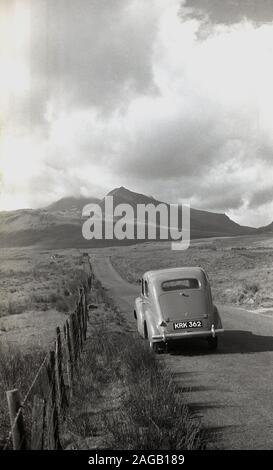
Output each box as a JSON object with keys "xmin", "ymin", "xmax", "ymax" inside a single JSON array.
[{"xmin": 1, "ymin": 0, "xmax": 273, "ymax": 227}]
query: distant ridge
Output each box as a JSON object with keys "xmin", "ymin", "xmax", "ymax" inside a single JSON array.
[
  {"xmin": 257, "ymin": 221, "xmax": 273, "ymax": 233},
  {"xmin": 46, "ymin": 196, "xmax": 101, "ymax": 212},
  {"xmin": 0, "ymin": 186, "xmax": 269, "ymax": 248},
  {"xmin": 104, "ymin": 187, "xmax": 256, "ymax": 237}
]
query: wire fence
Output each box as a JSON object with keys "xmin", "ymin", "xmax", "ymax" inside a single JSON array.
[{"xmin": 1, "ymin": 253, "xmax": 95, "ymax": 450}]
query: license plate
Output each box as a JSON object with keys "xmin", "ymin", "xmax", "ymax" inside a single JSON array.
[{"xmin": 173, "ymin": 320, "xmax": 203, "ymax": 330}]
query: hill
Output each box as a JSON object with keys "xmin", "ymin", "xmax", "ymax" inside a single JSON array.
[
  {"xmin": 0, "ymin": 187, "xmax": 260, "ymax": 248},
  {"xmin": 45, "ymin": 196, "xmax": 100, "ymax": 212},
  {"xmin": 257, "ymin": 221, "xmax": 273, "ymax": 233}
]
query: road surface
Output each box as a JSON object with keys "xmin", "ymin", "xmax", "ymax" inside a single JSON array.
[{"xmin": 92, "ymin": 255, "xmax": 273, "ymax": 450}]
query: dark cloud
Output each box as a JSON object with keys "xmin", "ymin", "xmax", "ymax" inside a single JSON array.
[
  {"xmin": 111, "ymin": 103, "xmax": 259, "ymax": 183},
  {"xmin": 248, "ymin": 186, "xmax": 273, "ymax": 209},
  {"xmin": 120, "ymin": 113, "xmax": 222, "ymax": 179},
  {"xmin": 25, "ymin": 0, "xmax": 159, "ymax": 127},
  {"xmin": 117, "ymin": 168, "xmax": 247, "ymax": 213},
  {"xmin": 182, "ymin": 0, "xmax": 273, "ymax": 25},
  {"xmin": 190, "ymin": 183, "xmax": 246, "ymax": 212}
]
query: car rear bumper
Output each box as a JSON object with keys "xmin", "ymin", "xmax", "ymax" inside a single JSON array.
[{"xmin": 152, "ymin": 326, "xmax": 224, "ymax": 343}]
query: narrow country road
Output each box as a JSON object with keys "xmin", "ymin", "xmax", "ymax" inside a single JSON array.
[{"xmin": 92, "ymin": 255, "xmax": 273, "ymax": 450}]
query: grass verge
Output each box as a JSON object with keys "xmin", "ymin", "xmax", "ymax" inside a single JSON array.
[{"xmin": 64, "ymin": 306, "xmax": 204, "ymax": 450}]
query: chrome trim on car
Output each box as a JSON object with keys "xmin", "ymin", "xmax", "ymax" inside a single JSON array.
[
  {"xmin": 211, "ymin": 323, "xmax": 215, "ymax": 338},
  {"xmin": 152, "ymin": 328, "xmax": 224, "ymax": 342}
]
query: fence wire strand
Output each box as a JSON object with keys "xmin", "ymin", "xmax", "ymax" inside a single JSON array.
[{"xmin": 2, "ymin": 260, "xmax": 92, "ymax": 450}]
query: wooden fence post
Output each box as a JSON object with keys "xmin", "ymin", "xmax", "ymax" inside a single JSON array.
[
  {"xmin": 46, "ymin": 350, "xmax": 61, "ymax": 450},
  {"xmin": 80, "ymin": 290, "xmax": 86, "ymax": 342},
  {"xmin": 77, "ymin": 300, "xmax": 83, "ymax": 352},
  {"xmin": 72, "ymin": 311, "xmax": 79, "ymax": 362},
  {"xmin": 82, "ymin": 289, "xmax": 88, "ymax": 339},
  {"xmin": 68, "ymin": 313, "xmax": 76, "ymax": 365},
  {"xmin": 83, "ymin": 291, "xmax": 86, "ymax": 339},
  {"xmin": 95, "ymin": 283, "xmax": 99, "ymax": 305},
  {"xmin": 64, "ymin": 321, "xmax": 73, "ymax": 400},
  {"xmin": 6, "ymin": 389, "xmax": 26, "ymax": 450},
  {"xmin": 84, "ymin": 285, "xmax": 89, "ymax": 324},
  {"xmin": 31, "ymin": 395, "xmax": 45, "ymax": 450},
  {"xmin": 55, "ymin": 327, "xmax": 68, "ymax": 413},
  {"xmin": 80, "ymin": 301, "xmax": 84, "ymax": 347},
  {"xmin": 75, "ymin": 308, "xmax": 80, "ymax": 355},
  {"xmin": 80, "ymin": 288, "xmax": 84, "ymax": 339}
]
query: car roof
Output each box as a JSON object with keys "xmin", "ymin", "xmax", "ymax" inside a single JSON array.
[{"xmin": 144, "ymin": 267, "xmax": 206, "ymax": 283}]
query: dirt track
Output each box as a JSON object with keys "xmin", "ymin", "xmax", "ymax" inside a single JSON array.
[{"xmin": 92, "ymin": 255, "xmax": 273, "ymax": 450}]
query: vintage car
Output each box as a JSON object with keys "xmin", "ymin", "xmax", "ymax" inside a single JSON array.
[{"xmin": 134, "ymin": 267, "xmax": 223, "ymax": 353}]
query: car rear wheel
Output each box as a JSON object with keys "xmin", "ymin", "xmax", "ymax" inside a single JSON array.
[
  {"xmin": 149, "ymin": 340, "xmax": 166, "ymax": 354},
  {"xmin": 207, "ymin": 336, "xmax": 218, "ymax": 350}
]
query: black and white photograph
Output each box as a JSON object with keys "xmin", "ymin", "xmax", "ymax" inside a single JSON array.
[{"xmin": 1, "ymin": 0, "xmax": 273, "ymax": 458}]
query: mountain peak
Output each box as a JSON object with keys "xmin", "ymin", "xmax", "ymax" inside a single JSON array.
[
  {"xmin": 107, "ymin": 186, "xmax": 132, "ymax": 196},
  {"xmin": 105, "ymin": 186, "xmax": 160, "ymax": 207}
]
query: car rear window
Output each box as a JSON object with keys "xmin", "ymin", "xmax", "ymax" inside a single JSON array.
[{"xmin": 161, "ymin": 278, "xmax": 200, "ymax": 291}]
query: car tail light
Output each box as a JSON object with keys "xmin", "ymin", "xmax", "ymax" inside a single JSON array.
[{"xmin": 159, "ymin": 320, "xmax": 167, "ymax": 328}]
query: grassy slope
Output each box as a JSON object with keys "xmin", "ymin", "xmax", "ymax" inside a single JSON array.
[
  {"xmin": 0, "ymin": 248, "xmax": 90, "ymax": 447},
  {"xmin": 0, "ymin": 248, "xmax": 87, "ymax": 319},
  {"xmin": 110, "ymin": 235, "xmax": 273, "ymax": 309}
]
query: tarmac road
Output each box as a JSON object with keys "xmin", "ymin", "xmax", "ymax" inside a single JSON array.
[{"xmin": 92, "ymin": 255, "xmax": 273, "ymax": 450}]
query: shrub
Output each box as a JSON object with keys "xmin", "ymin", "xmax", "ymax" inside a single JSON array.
[
  {"xmin": 243, "ymin": 281, "xmax": 260, "ymax": 295},
  {"xmin": 56, "ymin": 297, "xmax": 69, "ymax": 313}
]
